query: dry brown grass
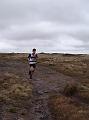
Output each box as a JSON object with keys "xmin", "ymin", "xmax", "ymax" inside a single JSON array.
[
  {"xmin": 0, "ymin": 53, "xmax": 27, "ymax": 62},
  {"xmin": 63, "ymin": 82, "xmax": 78, "ymax": 96},
  {"xmin": 39, "ymin": 53, "xmax": 88, "ymax": 78},
  {"xmin": 0, "ymin": 72, "xmax": 32, "ymax": 110},
  {"xmin": 49, "ymin": 95, "xmax": 89, "ymax": 120},
  {"xmin": 39, "ymin": 53, "xmax": 89, "ymax": 96},
  {"xmin": 1, "ymin": 53, "xmax": 89, "ymax": 119},
  {"xmin": 49, "ymin": 81, "xmax": 89, "ymax": 120},
  {"xmin": 39, "ymin": 53, "xmax": 89, "ymax": 120},
  {"xmin": 0, "ymin": 70, "xmax": 32, "ymax": 119}
]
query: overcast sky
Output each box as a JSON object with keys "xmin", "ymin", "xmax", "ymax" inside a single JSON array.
[{"xmin": 0, "ymin": 0, "xmax": 89, "ymax": 53}]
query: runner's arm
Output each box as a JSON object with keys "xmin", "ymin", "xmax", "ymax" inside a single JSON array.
[
  {"xmin": 28, "ymin": 54, "xmax": 31, "ymax": 61},
  {"xmin": 36, "ymin": 54, "xmax": 38, "ymax": 58}
]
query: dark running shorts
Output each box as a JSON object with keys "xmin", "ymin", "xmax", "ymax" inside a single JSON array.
[{"xmin": 30, "ymin": 64, "xmax": 36, "ymax": 68}]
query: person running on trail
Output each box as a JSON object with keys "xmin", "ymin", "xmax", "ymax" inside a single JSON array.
[{"xmin": 28, "ymin": 48, "xmax": 38, "ymax": 79}]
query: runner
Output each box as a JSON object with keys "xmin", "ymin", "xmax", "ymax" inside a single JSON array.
[{"xmin": 28, "ymin": 48, "xmax": 38, "ymax": 79}]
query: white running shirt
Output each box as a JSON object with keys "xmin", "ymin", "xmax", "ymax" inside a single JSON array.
[{"xmin": 28, "ymin": 53, "xmax": 37, "ymax": 64}]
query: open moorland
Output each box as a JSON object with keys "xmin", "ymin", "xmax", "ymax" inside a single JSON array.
[{"xmin": 0, "ymin": 53, "xmax": 89, "ymax": 120}]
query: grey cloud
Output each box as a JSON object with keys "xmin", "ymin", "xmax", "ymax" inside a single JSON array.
[{"xmin": 0, "ymin": 0, "xmax": 89, "ymax": 53}]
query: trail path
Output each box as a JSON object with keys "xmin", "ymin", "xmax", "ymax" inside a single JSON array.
[
  {"xmin": 24, "ymin": 64, "xmax": 75, "ymax": 120},
  {"xmin": 0, "ymin": 60, "xmax": 76, "ymax": 120}
]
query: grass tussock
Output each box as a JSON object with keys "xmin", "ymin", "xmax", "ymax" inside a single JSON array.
[
  {"xmin": 49, "ymin": 82, "xmax": 89, "ymax": 120},
  {"xmin": 40, "ymin": 54, "xmax": 89, "ymax": 117},
  {"xmin": 63, "ymin": 82, "xmax": 78, "ymax": 96},
  {"xmin": 49, "ymin": 95, "xmax": 89, "ymax": 120}
]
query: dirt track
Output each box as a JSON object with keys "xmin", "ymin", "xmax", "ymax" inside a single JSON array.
[
  {"xmin": 25, "ymin": 63, "xmax": 76, "ymax": 120},
  {"xmin": 0, "ymin": 60, "xmax": 76, "ymax": 120}
]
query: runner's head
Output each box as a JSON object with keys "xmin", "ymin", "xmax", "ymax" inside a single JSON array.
[{"xmin": 32, "ymin": 48, "xmax": 36, "ymax": 54}]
